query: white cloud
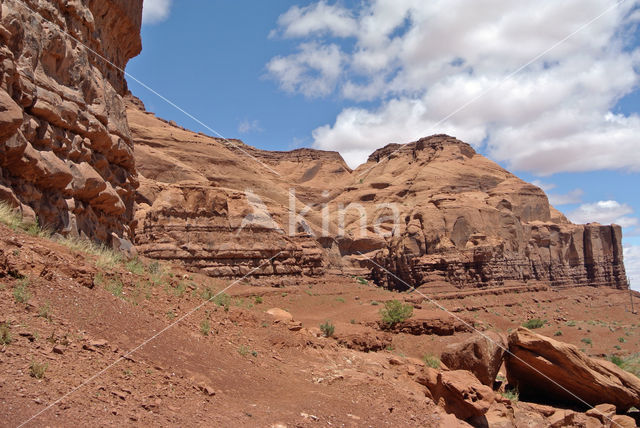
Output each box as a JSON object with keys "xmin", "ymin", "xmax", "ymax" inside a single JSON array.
[
  {"xmin": 238, "ymin": 119, "xmax": 263, "ymax": 135},
  {"xmin": 548, "ymin": 189, "xmax": 584, "ymax": 206},
  {"xmin": 567, "ymin": 200, "xmax": 638, "ymax": 227},
  {"xmin": 271, "ymin": 1, "xmax": 357, "ymax": 38},
  {"xmin": 266, "ymin": 42, "xmax": 345, "ymax": 98},
  {"xmin": 624, "ymin": 244, "xmax": 640, "ymax": 291},
  {"xmin": 268, "ymin": 0, "xmax": 640, "ymax": 172},
  {"xmin": 143, "ymin": 0, "xmax": 172, "ymax": 25}
]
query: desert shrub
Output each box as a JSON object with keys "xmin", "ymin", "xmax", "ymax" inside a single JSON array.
[
  {"xmin": 554, "ymin": 330, "xmax": 563, "ymax": 337},
  {"xmin": 125, "ymin": 258, "xmax": 145, "ymax": 275},
  {"xmin": 254, "ymin": 296, "xmax": 263, "ymax": 304},
  {"xmin": 618, "ymin": 354, "xmax": 640, "ymax": 378},
  {"xmin": 522, "ymin": 319, "xmax": 545, "ymax": 329},
  {"xmin": 38, "ymin": 302, "xmax": 52, "ymax": 321},
  {"xmin": 106, "ymin": 278, "xmax": 124, "ymax": 298},
  {"xmin": 201, "ymin": 287, "xmax": 216, "ymax": 301},
  {"xmin": 56, "ymin": 235, "xmax": 121, "ymax": 268},
  {"xmin": 501, "ymin": 387, "xmax": 519, "ymax": 403},
  {"xmin": 30, "ymin": 360, "xmax": 47, "ymax": 379},
  {"xmin": 0, "ymin": 202, "xmax": 23, "ymax": 230},
  {"xmin": 355, "ymin": 276, "xmax": 368, "ymax": 285},
  {"xmin": 13, "ymin": 278, "xmax": 30, "ymax": 304},
  {"xmin": 200, "ymin": 319, "xmax": 211, "ymax": 336},
  {"xmin": 581, "ymin": 337, "xmax": 592, "ymax": 346},
  {"xmin": 619, "ymin": 337, "xmax": 626, "ymax": 343},
  {"xmin": 609, "ymin": 355, "xmax": 624, "ymax": 367},
  {"xmin": 335, "ymin": 297, "xmax": 345, "ymax": 303},
  {"xmin": 0, "ymin": 323, "xmax": 12, "ymax": 345},
  {"xmin": 422, "ymin": 354, "xmax": 440, "ymax": 369},
  {"xmin": 320, "ymin": 320, "xmax": 335, "ymax": 337},
  {"xmin": 212, "ymin": 293, "xmax": 231, "ymax": 308},
  {"xmin": 147, "ymin": 261, "xmax": 161, "ymax": 275},
  {"xmin": 380, "ymin": 300, "xmax": 413, "ymax": 326}
]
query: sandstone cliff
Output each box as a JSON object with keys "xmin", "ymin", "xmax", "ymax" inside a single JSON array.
[
  {"xmin": 128, "ymin": 100, "xmax": 628, "ymax": 291},
  {"xmin": 338, "ymin": 136, "xmax": 628, "ymax": 290},
  {"xmin": 0, "ymin": 0, "xmax": 142, "ymax": 242},
  {"xmin": 128, "ymin": 97, "xmax": 327, "ymax": 282}
]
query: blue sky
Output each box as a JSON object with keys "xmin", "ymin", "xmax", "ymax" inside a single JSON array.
[{"xmin": 128, "ymin": 0, "xmax": 640, "ymax": 290}]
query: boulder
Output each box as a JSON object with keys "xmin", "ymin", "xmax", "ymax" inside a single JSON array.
[
  {"xmin": 506, "ymin": 327, "xmax": 640, "ymax": 411},
  {"xmin": 266, "ymin": 308, "xmax": 293, "ymax": 323},
  {"xmin": 417, "ymin": 368, "xmax": 495, "ymax": 421},
  {"xmin": 441, "ymin": 331, "xmax": 506, "ymax": 386},
  {"xmin": 0, "ymin": 89, "xmax": 23, "ymax": 141}
]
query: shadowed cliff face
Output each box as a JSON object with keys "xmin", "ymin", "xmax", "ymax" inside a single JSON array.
[
  {"xmin": 0, "ymin": 0, "xmax": 142, "ymax": 242},
  {"xmin": 127, "ymin": 98, "xmax": 629, "ymax": 291}
]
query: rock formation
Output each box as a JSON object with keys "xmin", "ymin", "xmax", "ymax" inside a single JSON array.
[
  {"xmin": 346, "ymin": 137, "xmax": 628, "ymax": 291},
  {"xmin": 417, "ymin": 367, "xmax": 495, "ymax": 421},
  {"xmin": 441, "ymin": 332, "xmax": 506, "ymax": 386},
  {"xmin": 129, "ymin": 97, "xmax": 327, "ymax": 280},
  {"xmin": 506, "ymin": 327, "xmax": 640, "ymax": 411},
  {"xmin": 0, "ymin": 0, "xmax": 142, "ymax": 242},
  {"xmin": 129, "ymin": 99, "xmax": 628, "ymax": 291}
]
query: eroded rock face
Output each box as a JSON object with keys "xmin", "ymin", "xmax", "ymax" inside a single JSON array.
[
  {"xmin": 355, "ymin": 136, "xmax": 628, "ymax": 290},
  {"xmin": 441, "ymin": 332, "xmax": 506, "ymax": 386},
  {"xmin": 129, "ymin": 98, "xmax": 327, "ymax": 279},
  {"xmin": 506, "ymin": 327, "xmax": 640, "ymax": 411},
  {"xmin": 417, "ymin": 367, "xmax": 495, "ymax": 421},
  {"xmin": 0, "ymin": 0, "xmax": 142, "ymax": 241},
  {"xmin": 128, "ymin": 94, "xmax": 628, "ymax": 290}
]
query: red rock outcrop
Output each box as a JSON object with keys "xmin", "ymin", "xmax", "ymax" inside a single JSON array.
[
  {"xmin": 0, "ymin": 0, "xmax": 142, "ymax": 241},
  {"xmin": 441, "ymin": 332, "xmax": 506, "ymax": 386},
  {"xmin": 506, "ymin": 327, "xmax": 640, "ymax": 411},
  {"xmin": 127, "ymin": 95, "xmax": 627, "ymax": 291},
  {"xmin": 417, "ymin": 367, "xmax": 495, "ymax": 421},
  {"xmin": 129, "ymin": 98, "xmax": 327, "ymax": 279},
  {"xmin": 342, "ymin": 136, "xmax": 628, "ymax": 291}
]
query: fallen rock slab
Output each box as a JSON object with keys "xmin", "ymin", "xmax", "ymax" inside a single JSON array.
[
  {"xmin": 506, "ymin": 327, "xmax": 640, "ymax": 412},
  {"xmin": 441, "ymin": 331, "xmax": 506, "ymax": 386},
  {"xmin": 417, "ymin": 368, "xmax": 495, "ymax": 421}
]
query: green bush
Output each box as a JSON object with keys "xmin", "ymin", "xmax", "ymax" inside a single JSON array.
[
  {"xmin": 320, "ymin": 320, "xmax": 335, "ymax": 337},
  {"xmin": 501, "ymin": 387, "xmax": 519, "ymax": 403},
  {"xmin": 0, "ymin": 323, "xmax": 12, "ymax": 345},
  {"xmin": 200, "ymin": 319, "xmax": 211, "ymax": 336},
  {"xmin": 380, "ymin": 300, "xmax": 413, "ymax": 326},
  {"xmin": 522, "ymin": 319, "xmax": 545, "ymax": 329},
  {"xmin": 30, "ymin": 360, "xmax": 47, "ymax": 379},
  {"xmin": 422, "ymin": 354, "xmax": 440, "ymax": 369},
  {"xmin": 581, "ymin": 337, "xmax": 592, "ymax": 346},
  {"xmin": 125, "ymin": 258, "xmax": 145, "ymax": 275},
  {"xmin": 254, "ymin": 296, "xmax": 263, "ymax": 304},
  {"xmin": 13, "ymin": 278, "xmax": 30, "ymax": 304},
  {"xmin": 554, "ymin": 330, "xmax": 563, "ymax": 337}
]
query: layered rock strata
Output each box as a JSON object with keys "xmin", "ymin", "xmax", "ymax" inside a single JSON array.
[
  {"xmin": 348, "ymin": 137, "xmax": 628, "ymax": 290},
  {"xmin": 128, "ymin": 93, "xmax": 628, "ymax": 290},
  {"xmin": 0, "ymin": 0, "xmax": 142, "ymax": 241},
  {"xmin": 129, "ymin": 98, "xmax": 327, "ymax": 279}
]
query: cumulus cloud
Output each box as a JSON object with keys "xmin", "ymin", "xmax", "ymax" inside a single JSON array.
[
  {"xmin": 266, "ymin": 42, "xmax": 345, "ymax": 98},
  {"xmin": 271, "ymin": 1, "xmax": 357, "ymax": 38},
  {"xmin": 238, "ymin": 119, "xmax": 263, "ymax": 135},
  {"xmin": 268, "ymin": 0, "xmax": 640, "ymax": 171},
  {"xmin": 548, "ymin": 189, "xmax": 584, "ymax": 206},
  {"xmin": 624, "ymin": 244, "xmax": 640, "ymax": 291},
  {"xmin": 567, "ymin": 200, "xmax": 638, "ymax": 227},
  {"xmin": 143, "ymin": 0, "xmax": 172, "ymax": 25}
]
